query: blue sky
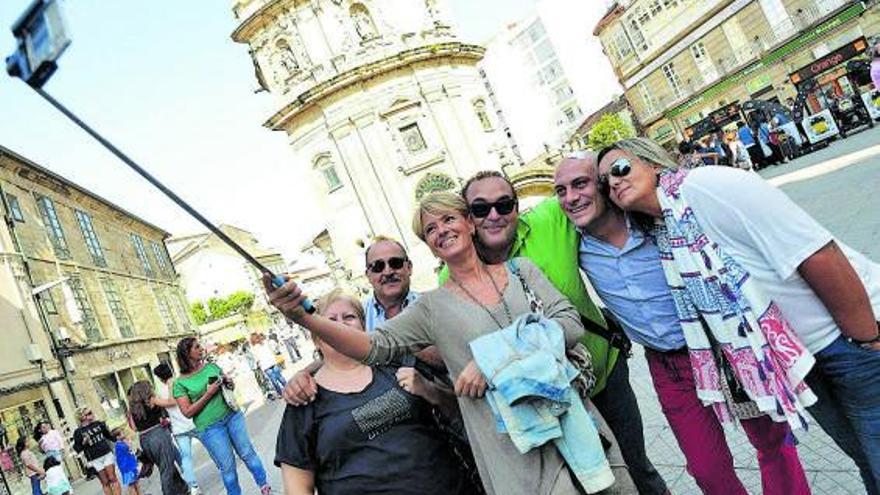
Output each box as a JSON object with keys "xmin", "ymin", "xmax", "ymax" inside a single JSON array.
[{"xmin": 0, "ymin": 0, "xmax": 540, "ymax": 259}]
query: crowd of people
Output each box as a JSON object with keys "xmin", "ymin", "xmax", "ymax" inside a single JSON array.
[{"xmin": 265, "ymin": 137, "xmax": 879, "ymax": 495}]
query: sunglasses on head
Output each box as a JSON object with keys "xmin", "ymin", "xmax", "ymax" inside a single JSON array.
[
  {"xmin": 368, "ymin": 256, "xmax": 407, "ymax": 273},
  {"xmin": 469, "ymin": 197, "xmax": 517, "ymax": 218}
]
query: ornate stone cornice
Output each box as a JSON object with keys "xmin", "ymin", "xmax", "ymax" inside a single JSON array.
[
  {"xmin": 265, "ymin": 42, "xmax": 485, "ymax": 130},
  {"xmin": 232, "ymin": 0, "xmax": 299, "ymax": 42}
]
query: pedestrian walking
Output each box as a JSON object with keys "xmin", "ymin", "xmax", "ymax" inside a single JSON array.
[
  {"xmin": 871, "ymin": 43, "xmax": 880, "ymax": 90},
  {"xmin": 275, "ymin": 288, "xmax": 476, "ymax": 495},
  {"xmin": 43, "ymin": 456, "xmax": 72, "ymax": 495},
  {"xmin": 16, "ymin": 436, "xmax": 44, "ymax": 495},
  {"xmin": 153, "ymin": 363, "xmax": 201, "ymax": 494},
  {"xmin": 737, "ymin": 121, "xmax": 765, "ymax": 169},
  {"xmin": 128, "ymin": 381, "xmax": 190, "ymax": 495},
  {"xmin": 35, "ymin": 422, "xmax": 65, "ymax": 463},
  {"xmin": 250, "ymin": 333, "xmax": 286, "ymax": 397},
  {"xmin": 73, "ymin": 407, "xmax": 121, "ymax": 495},
  {"xmin": 598, "ymin": 137, "xmax": 880, "ymax": 495},
  {"xmin": 111, "ymin": 428, "xmax": 142, "ymax": 495},
  {"xmin": 173, "ymin": 337, "xmax": 272, "ymax": 495}
]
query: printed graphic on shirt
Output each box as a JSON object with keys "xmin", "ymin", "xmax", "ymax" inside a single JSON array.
[
  {"xmin": 79, "ymin": 424, "xmax": 106, "ymax": 447},
  {"xmin": 350, "ymin": 387, "xmax": 413, "ymax": 440}
]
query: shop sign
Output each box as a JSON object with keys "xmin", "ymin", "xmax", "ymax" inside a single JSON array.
[
  {"xmin": 790, "ymin": 37, "xmax": 867, "ymax": 84},
  {"xmin": 746, "ymin": 74, "xmax": 772, "ymax": 94},
  {"xmin": 650, "ymin": 123, "xmax": 675, "ymax": 142},
  {"xmin": 801, "ymin": 109, "xmax": 840, "ymax": 144}
]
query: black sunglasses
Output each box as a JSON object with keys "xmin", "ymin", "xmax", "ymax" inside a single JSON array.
[
  {"xmin": 598, "ymin": 158, "xmax": 633, "ymax": 192},
  {"xmin": 368, "ymin": 256, "xmax": 407, "ymax": 273},
  {"xmin": 469, "ymin": 197, "xmax": 517, "ymax": 218}
]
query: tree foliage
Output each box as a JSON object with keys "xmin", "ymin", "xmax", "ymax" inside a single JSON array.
[
  {"xmin": 587, "ymin": 113, "xmax": 636, "ymax": 151},
  {"xmin": 189, "ymin": 301, "xmax": 208, "ymax": 325},
  {"xmin": 191, "ymin": 291, "xmax": 256, "ymax": 324}
]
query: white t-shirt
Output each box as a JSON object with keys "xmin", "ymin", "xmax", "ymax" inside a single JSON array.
[
  {"xmin": 157, "ymin": 380, "xmax": 195, "ymax": 435},
  {"xmin": 252, "ymin": 343, "xmax": 277, "ymax": 371},
  {"xmin": 680, "ymin": 167, "xmax": 880, "ymax": 353}
]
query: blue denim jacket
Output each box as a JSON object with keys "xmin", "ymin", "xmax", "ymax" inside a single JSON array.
[{"xmin": 470, "ymin": 313, "xmax": 615, "ymax": 493}]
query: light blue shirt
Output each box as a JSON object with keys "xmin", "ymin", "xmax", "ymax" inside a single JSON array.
[
  {"xmin": 363, "ymin": 291, "xmax": 420, "ymax": 333},
  {"xmin": 578, "ymin": 220, "xmax": 686, "ymax": 351}
]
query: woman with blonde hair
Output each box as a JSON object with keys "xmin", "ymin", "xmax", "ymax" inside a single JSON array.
[
  {"xmin": 597, "ymin": 137, "xmax": 880, "ymax": 494},
  {"xmin": 127, "ymin": 380, "xmax": 190, "ymax": 495},
  {"xmin": 266, "ymin": 191, "xmax": 621, "ymax": 494},
  {"xmin": 274, "ymin": 288, "xmax": 475, "ymax": 494}
]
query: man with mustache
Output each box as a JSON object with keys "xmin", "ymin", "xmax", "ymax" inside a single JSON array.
[
  {"xmin": 453, "ymin": 170, "xmax": 668, "ymax": 495},
  {"xmin": 282, "ymin": 236, "xmax": 446, "ymax": 403}
]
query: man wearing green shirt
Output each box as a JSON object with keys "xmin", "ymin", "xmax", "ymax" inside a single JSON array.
[{"xmin": 454, "ymin": 170, "xmax": 668, "ymax": 495}]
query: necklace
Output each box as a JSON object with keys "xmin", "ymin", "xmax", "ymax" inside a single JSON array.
[{"xmin": 450, "ymin": 264, "xmax": 513, "ymax": 330}]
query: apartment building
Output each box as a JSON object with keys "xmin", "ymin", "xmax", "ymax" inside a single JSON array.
[
  {"xmin": 595, "ymin": 0, "xmax": 880, "ymax": 145},
  {"xmin": 0, "ymin": 145, "xmax": 193, "ymax": 492}
]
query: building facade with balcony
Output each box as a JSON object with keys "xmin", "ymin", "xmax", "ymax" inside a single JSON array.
[
  {"xmin": 480, "ymin": 0, "xmax": 621, "ymax": 163},
  {"xmin": 230, "ymin": 0, "xmax": 515, "ymax": 290},
  {"xmin": 595, "ymin": 0, "xmax": 880, "ymax": 145},
  {"xmin": 0, "ymin": 145, "xmax": 193, "ymax": 492}
]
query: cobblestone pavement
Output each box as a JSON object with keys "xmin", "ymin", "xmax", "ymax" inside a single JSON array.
[{"xmin": 74, "ymin": 129, "xmax": 880, "ymax": 494}]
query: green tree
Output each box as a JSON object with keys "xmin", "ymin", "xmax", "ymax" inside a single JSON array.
[
  {"xmin": 207, "ymin": 297, "xmax": 227, "ymax": 321},
  {"xmin": 225, "ymin": 291, "xmax": 255, "ymax": 316},
  {"xmin": 587, "ymin": 113, "xmax": 636, "ymax": 151},
  {"xmin": 189, "ymin": 301, "xmax": 208, "ymax": 325}
]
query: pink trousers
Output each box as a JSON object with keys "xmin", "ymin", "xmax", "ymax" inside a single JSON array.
[{"xmin": 646, "ymin": 348, "xmax": 811, "ymax": 495}]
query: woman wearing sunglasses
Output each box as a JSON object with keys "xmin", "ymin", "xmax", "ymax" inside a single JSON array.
[
  {"xmin": 596, "ymin": 137, "xmax": 880, "ymax": 494},
  {"xmin": 266, "ymin": 192, "xmax": 622, "ymax": 495}
]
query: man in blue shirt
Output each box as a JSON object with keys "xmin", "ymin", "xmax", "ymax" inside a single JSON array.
[
  {"xmin": 362, "ymin": 236, "xmax": 420, "ymax": 332},
  {"xmin": 552, "ymin": 154, "xmax": 810, "ymax": 494}
]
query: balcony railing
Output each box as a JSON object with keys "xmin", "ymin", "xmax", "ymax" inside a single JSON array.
[{"xmin": 633, "ymin": 0, "xmax": 857, "ymax": 123}]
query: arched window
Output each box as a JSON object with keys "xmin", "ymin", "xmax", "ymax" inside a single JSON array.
[
  {"xmin": 350, "ymin": 3, "xmax": 378, "ymax": 41},
  {"xmin": 473, "ymin": 99, "xmax": 493, "ymax": 131},
  {"xmin": 314, "ymin": 155, "xmax": 342, "ymax": 191}
]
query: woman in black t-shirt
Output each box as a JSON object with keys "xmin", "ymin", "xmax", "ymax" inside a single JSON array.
[
  {"xmin": 127, "ymin": 381, "xmax": 190, "ymax": 495},
  {"xmin": 73, "ymin": 408, "xmax": 121, "ymax": 494},
  {"xmin": 275, "ymin": 289, "xmax": 475, "ymax": 495}
]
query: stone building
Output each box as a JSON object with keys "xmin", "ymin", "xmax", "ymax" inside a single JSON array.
[
  {"xmin": 594, "ymin": 0, "xmax": 880, "ymax": 146},
  {"xmin": 480, "ymin": 0, "xmax": 621, "ymax": 163},
  {"xmin": 230, "ymin": 0, "xmax": 515, "ymax": 289},
  {"xmin": 0, "ymin": 145, "xmax": 193, "ymax": 491}
]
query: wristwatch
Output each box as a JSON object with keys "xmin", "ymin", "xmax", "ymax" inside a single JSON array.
[{"xmin": 853, "ymin": 333, "xmax": 880, "ymax": 349}]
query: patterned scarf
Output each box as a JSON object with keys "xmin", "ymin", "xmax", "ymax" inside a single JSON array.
[{"xmin": 653, "ymin": 168, "xmax": 816, "ymax": 429}]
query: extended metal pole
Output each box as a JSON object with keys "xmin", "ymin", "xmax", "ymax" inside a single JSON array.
[{"xmin": 30, "ymin": 86, "xmax": 315, "ymax": 312}]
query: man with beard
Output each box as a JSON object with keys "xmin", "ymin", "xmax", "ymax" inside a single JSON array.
[{"xmin": 449, "ymin": 170, "xmax": 668, "ymax": 495}]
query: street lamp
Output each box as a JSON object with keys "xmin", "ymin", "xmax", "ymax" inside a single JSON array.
[{"xmin": 4, "ymin": 0, "xmax": 316, "ymax": 313}]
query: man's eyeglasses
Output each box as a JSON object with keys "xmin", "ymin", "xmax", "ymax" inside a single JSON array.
[
  {"xmin": 469, "ymin": 197, "xmax": 517, "ymax": 218},
  {"xmin": 368, "ymin": 257, "xmax": 407, "ymax": 273}
]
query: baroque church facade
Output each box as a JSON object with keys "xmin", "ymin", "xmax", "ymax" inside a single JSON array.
[{"xmin": 231, "ymin": 0, "xmax": 515, "ymax": 288}]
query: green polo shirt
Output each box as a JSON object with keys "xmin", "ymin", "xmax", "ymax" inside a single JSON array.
[{"xmin": 439, "ymin": 197, "xmax": 619, "ymax": 395}]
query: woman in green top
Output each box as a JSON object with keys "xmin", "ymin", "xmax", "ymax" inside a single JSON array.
[{"xmin": 172, "ymin": 337, "xmax": 272, "ymax": 495}]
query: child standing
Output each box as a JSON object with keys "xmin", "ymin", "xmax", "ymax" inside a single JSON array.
[
  {"xmin": 43, "ymin": 456, "xmax": 72, "ymax": 495},
  {"xmin": 112, "ymin": 428, "xmax": 141, "ymax": 495}
]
